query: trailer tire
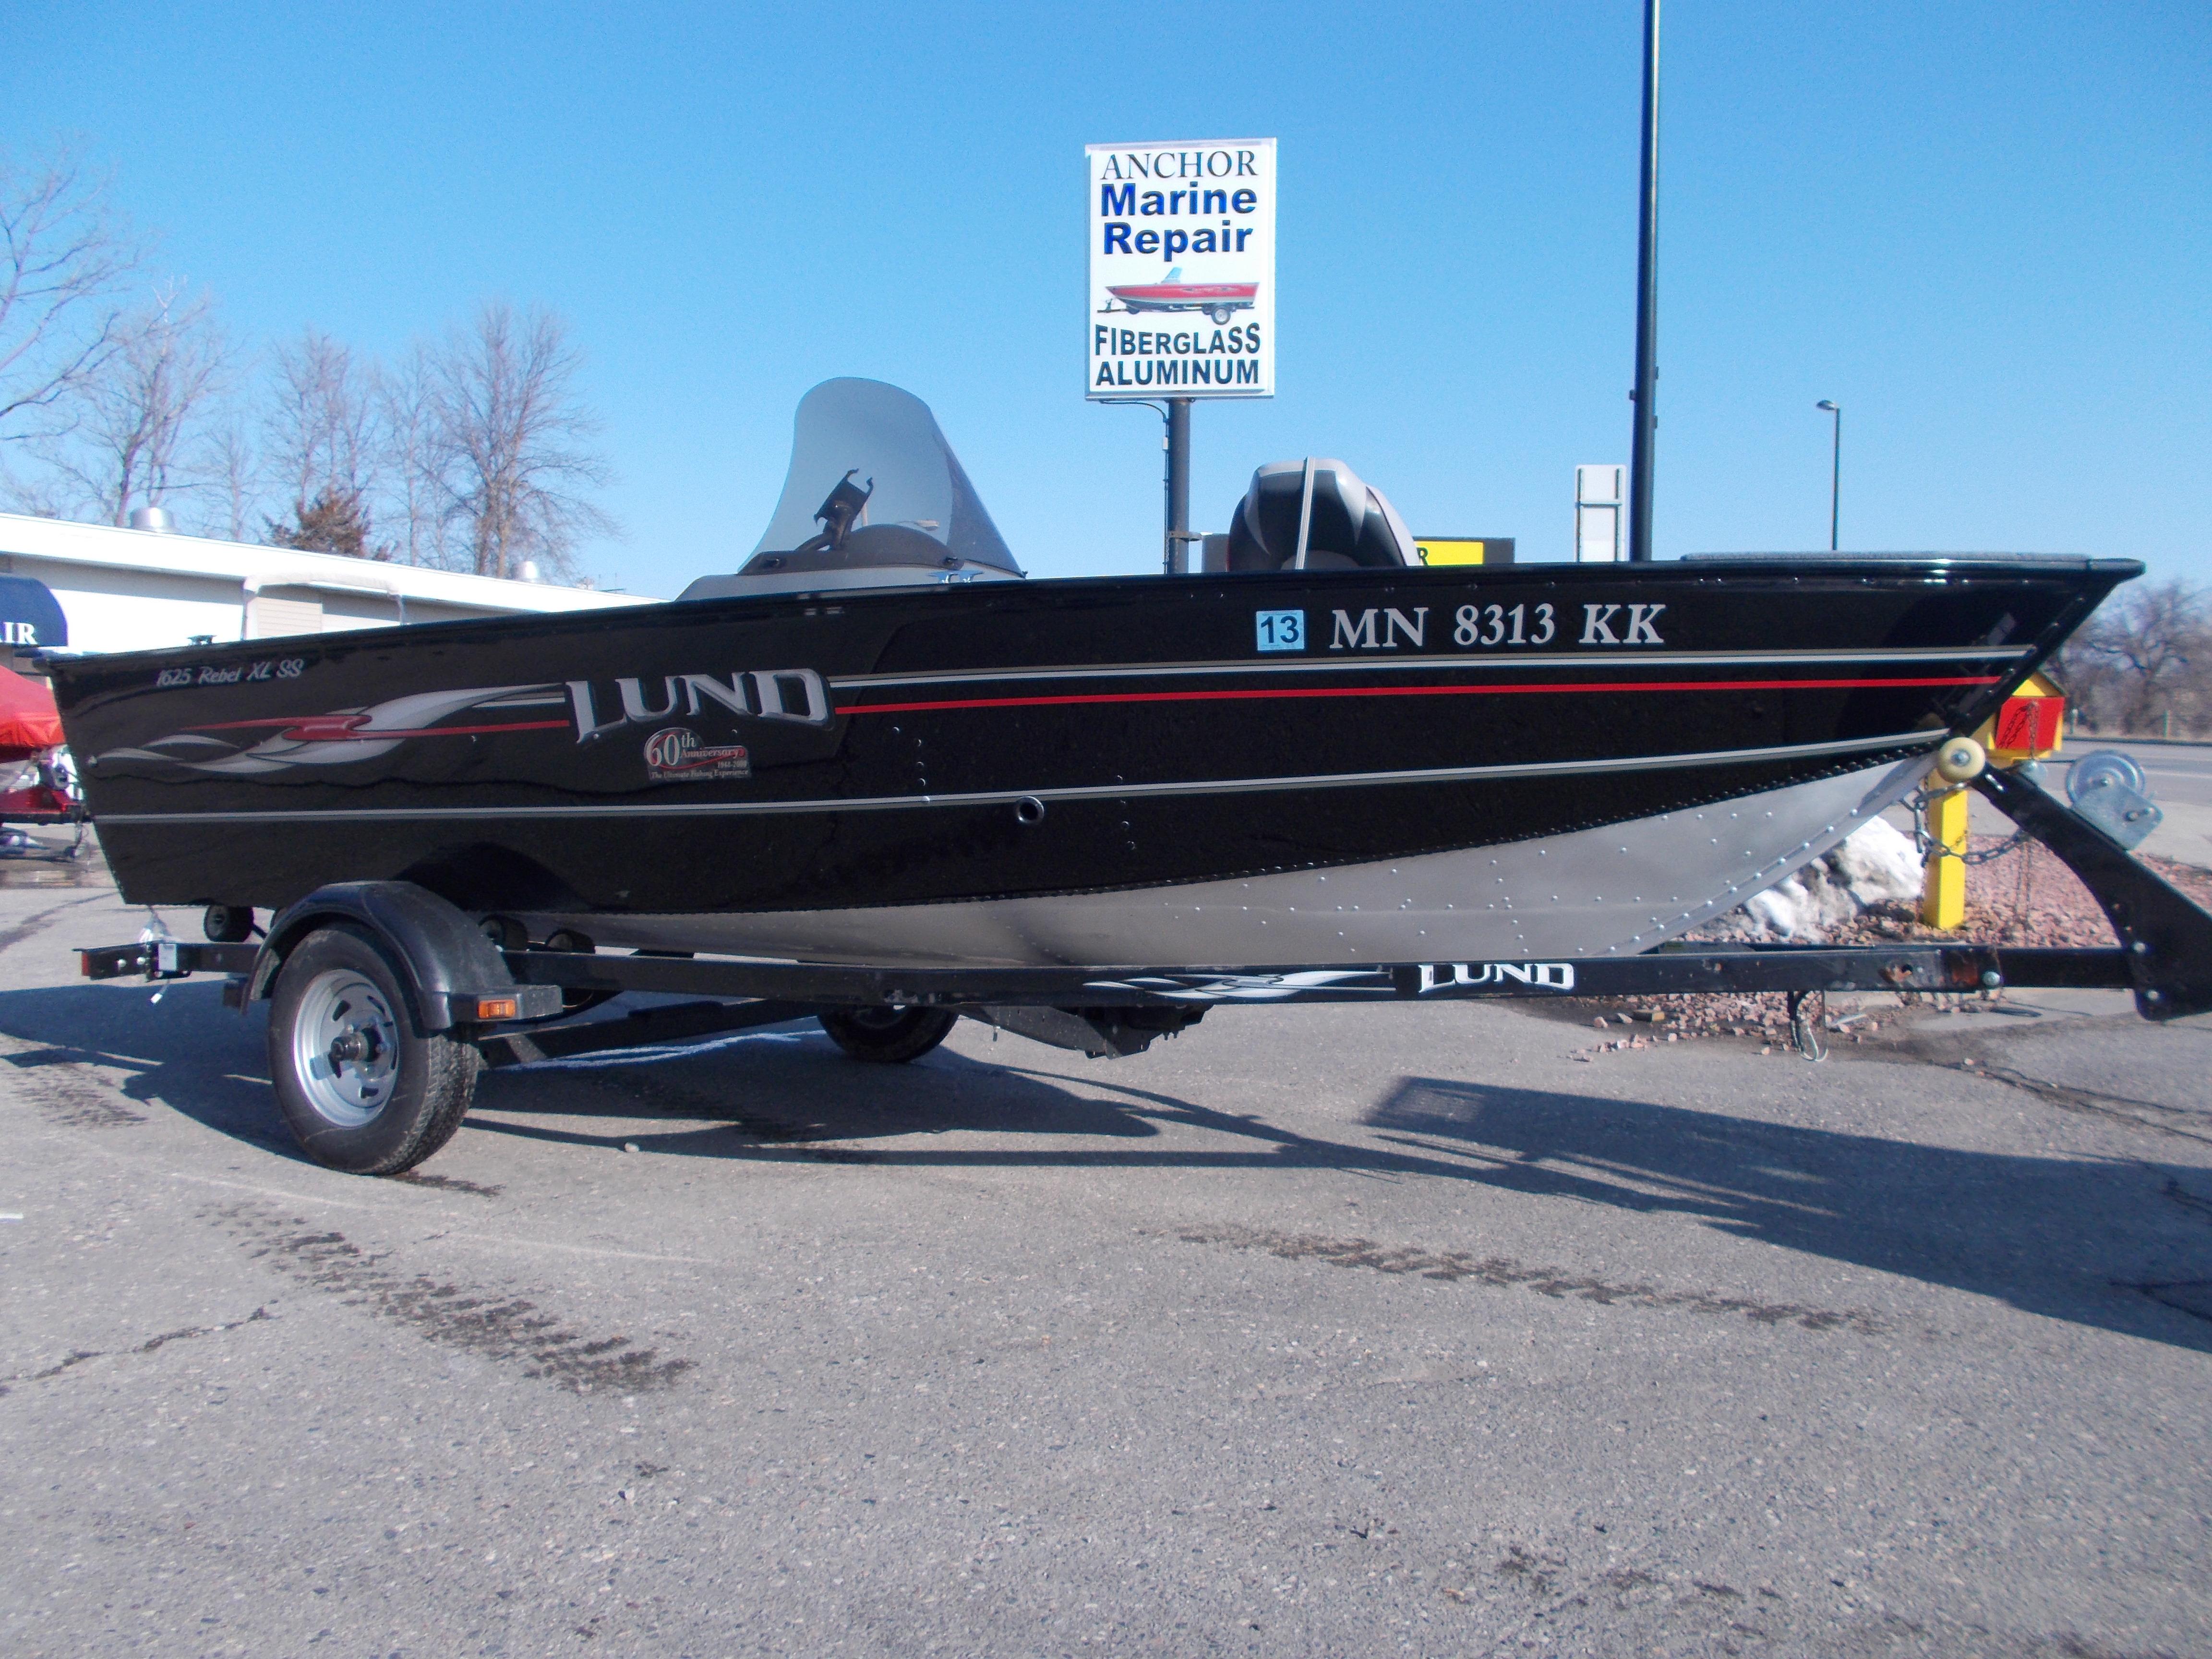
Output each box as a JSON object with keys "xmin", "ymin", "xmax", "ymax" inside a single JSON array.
[
  {"xmin": 817, "ymin": 1006, "xmax": 957, "ymax": 1064},
  {"xmin": 267, "ymin": 923, "xmax": 482, "ymax": 1175}
]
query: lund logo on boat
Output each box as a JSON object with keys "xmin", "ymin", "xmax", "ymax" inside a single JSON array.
[
  {"xmin": 567, "ymin": 670, "xmax": 831, "ymax": 741},
  {"xmin": 643, "ymin": 727, "xmax": 751, "ymax": 781},
  {"xmin": 1418, "ymin": 961, "xmax": 1576, "ymax": 993}
]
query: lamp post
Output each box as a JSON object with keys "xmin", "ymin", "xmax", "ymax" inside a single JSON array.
[
  {"xmin": 1626, "ymin": 0, "xmax": 1661, "ymax": 562},
  {"xmin": 1815, "ymin": 400, "xmax": 1840, "ymax": 551}
]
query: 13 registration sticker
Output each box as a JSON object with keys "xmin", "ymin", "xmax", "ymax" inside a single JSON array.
[{"xmin": 1254, "ymin": 610, "xmax": 1305, "ymax": 651}]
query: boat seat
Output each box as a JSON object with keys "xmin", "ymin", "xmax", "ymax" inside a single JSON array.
[{"xmin": 1219, "ymin": 458, "xmax": 1416, "ymax": 572}]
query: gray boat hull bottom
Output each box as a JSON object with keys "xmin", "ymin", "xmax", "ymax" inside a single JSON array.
[{"xmin": 523, "ymin": 752, "xmax": 1934, "ymax": 970}]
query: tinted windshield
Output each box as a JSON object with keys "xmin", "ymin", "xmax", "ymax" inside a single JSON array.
[{"xmin": 750, "ymin": 379, "xmax": 1021, "ymax": 573}]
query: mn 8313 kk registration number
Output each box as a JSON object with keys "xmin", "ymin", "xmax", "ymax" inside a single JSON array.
[{"xmin": 1253, "ymin": 602, "xmax": 1665, "ymax": 652}]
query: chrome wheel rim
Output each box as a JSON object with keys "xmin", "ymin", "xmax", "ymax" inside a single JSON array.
[{"xmin": 292, "ymin": 967, "xmax": 401, "ymax": 1128}]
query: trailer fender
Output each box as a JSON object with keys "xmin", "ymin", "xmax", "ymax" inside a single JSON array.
[{"xmin": 247, "ymin": 881, "xmax": 563, "ymax": 1030}]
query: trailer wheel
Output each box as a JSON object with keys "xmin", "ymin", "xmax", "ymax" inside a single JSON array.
[
  {"xmin": 817, "ymin": 1005, "xmax": 956, "ymax": 1064},
  {"xmin": 267, "ymin": 924, "xmax": 482, "ymax": 1175}
]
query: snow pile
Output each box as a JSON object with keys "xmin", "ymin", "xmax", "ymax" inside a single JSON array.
[
  {"xmin": 1832, "ymin": 814, "xmax": 1927, "ymax": 900},
  {"xmin": 1738, "ymin": 817, "xmax": 1924, "ymax": 940}
]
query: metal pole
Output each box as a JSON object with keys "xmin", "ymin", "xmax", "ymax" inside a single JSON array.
[
  {"xmin": 1165, "ymin": 397, "xmax": 1192, "ymax": 574},
  {"xmin": 1829, "ymin": 403, "xmax": 1842, "ymax": 551},
  {"xmin": 1815, "ymin": 401, "xmax": 1841, "ymax": 549},
  {"xmin": 1627, "ymin": 0, "xmax": 1661, "ymax": 562}
]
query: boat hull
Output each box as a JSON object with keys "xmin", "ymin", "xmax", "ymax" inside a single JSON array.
[
  {"xmin": 52, "ymin": 557, "xmax": 2130, "ymax": 967},
  {"xmin": 525, "ymin": 753, "xmax": 1924, "ymax": 966}
]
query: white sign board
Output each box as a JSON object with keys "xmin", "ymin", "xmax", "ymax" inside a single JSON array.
[
  {"xmin": 1086, "ymin": 138, "xmax": 1275, "ymax": 401},
  {"xmin": 1575, "ymin": 464, "xmax": 1625, "ymax": 563}
]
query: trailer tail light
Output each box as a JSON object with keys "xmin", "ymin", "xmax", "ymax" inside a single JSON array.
[{"xmin": 474, "ymin": 995, "xmax": 520, "ymax": 1021}]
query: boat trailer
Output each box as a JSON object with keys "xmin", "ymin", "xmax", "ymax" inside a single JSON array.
[{"xmin": 73, "ymin": 765, "xmax": 2212, "ymax": 1172}]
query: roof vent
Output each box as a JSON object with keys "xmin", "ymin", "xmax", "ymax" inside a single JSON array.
[{"xmin": 127, "ymin": 505, "xmax": 175, "ymax": 533}]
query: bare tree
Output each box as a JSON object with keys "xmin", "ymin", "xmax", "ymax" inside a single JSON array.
[
  {"xmin": 40, "ymin": 282, "xmax": 228, "ymax": 523},
  {"xmin": 435, "ymin": 301, "xmax": 616, "ymax": 579},
  {"xmin": 263, "ymin": 326, "xmax": 382, "ymax": 551},
  {"xmin": 2063, "ymin": 577, "xmax": 2211, "ymax": 736},
  {"xmin": 206, "ymin": 413, "xmax": 264, "ymax": 541},
  {"xmin": 378, "ymin": 339, "xmax": 450, "ymax": 567},
  {"xmin": 0, "ymin": 147, "xmax": 144, "ymax": 447}
]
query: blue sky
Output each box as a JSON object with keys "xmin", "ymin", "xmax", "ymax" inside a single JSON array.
[{"xmin": 6, "ymin": 1, "xmax": 2206, "ymax": 594}]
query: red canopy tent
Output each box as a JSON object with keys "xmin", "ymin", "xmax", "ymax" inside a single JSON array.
[{"xmin": 0, "ymin": 665, "xmax": 64, "ymax": 762}]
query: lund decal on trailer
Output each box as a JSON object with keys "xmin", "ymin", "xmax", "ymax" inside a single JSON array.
[{"xmin": 1418, "ymin": 961, "xmax": 1576, "ymax": 992}]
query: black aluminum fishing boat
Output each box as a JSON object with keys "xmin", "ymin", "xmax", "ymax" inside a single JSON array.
[
  {"xmin": 55, "ymin": 380, "xmax": 2132, "ymax": 971},
  {"xmin": 57, "ymin": 378, "xmax": 2212, "ymax": 1178}
]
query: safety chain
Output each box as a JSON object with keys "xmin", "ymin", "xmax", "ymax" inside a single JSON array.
[
  {"xmin": 1905, "ymin": 785, "xmax": 2031, "ymax": 868},
  {"xmin": 1785, "ymin": 988, "xmax": 1827, "ymax": 1062}
]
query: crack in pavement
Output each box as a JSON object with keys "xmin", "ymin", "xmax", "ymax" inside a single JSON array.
[
  {"xmin": 1879, "ymin": 1020, "xmax": 2212, "ymax": 1145},
  {"xmin": 1176, "ymin": 1225, "xmax": 1887, "ymax": 1334},
  {"xmin": 0, "ymin": 1306, "xmax": 272, "ymax": 1395},
  {"xmin": 388, "ymin": 1170, "xmax": 504, "ymax": 1199},
  {"xmin": 2164, "ymin": 1177, "xmax": 2212, "ymax": 1221},
  {"xmin": 0, "ymin": 890, "xmax": 110, "ymax": 954},
  {"xmin": 1448, "ymin": 1539, "xmax": 2178, "ymax": 1657},
  {"xmin": 1973, "ymin": 1064, "xmax": 2212, "ymax": 1146},
  {"xmin": 2127, "ymin": 1279, "xmax": 2212, "ymax": 1322}
]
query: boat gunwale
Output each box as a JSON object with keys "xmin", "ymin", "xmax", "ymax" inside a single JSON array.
[{"xmin": 37, "ymin": 550, "xmax": 2141, "ymax": 680}]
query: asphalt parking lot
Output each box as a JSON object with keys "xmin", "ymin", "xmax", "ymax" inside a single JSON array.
[{"xmin": 2, "ymin": 868, "xmax": 2209, "ymax": 1657}]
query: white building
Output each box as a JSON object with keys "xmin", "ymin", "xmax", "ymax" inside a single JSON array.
[{"xmin": 0, "ymin": 512, "xmax": 660, "ymax": 658}]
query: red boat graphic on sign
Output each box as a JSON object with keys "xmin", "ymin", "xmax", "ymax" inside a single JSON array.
[{"xmin": 1103, "ymin": 269, "xmax": 1258, "ymax": 325}]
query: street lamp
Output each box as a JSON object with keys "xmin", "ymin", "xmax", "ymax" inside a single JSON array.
[{"xmin": 1815, "ymin": 400, "xmax": 1840, "ymax": 551}]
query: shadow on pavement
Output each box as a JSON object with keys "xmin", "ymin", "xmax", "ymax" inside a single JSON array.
[
  {"xmin": 0, "ymin": 979, "xmax": 301, "ymax": 1159},
  {"xmin": 1366, "ymin": 1075, "xmax": 2212, "ymax": 1352},
  {"xmin": 4, "ymin": 979, "xmax": 2205, "ymax": 1350},
  {"xmin": 463, "ymin": 1029, "xmax": 1166, "ymax": 1154}
]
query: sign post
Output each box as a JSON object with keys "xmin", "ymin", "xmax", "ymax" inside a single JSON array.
[{"xmin": 1087, "ymin": 138, "xmax": 1276, "ymax": 572}]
